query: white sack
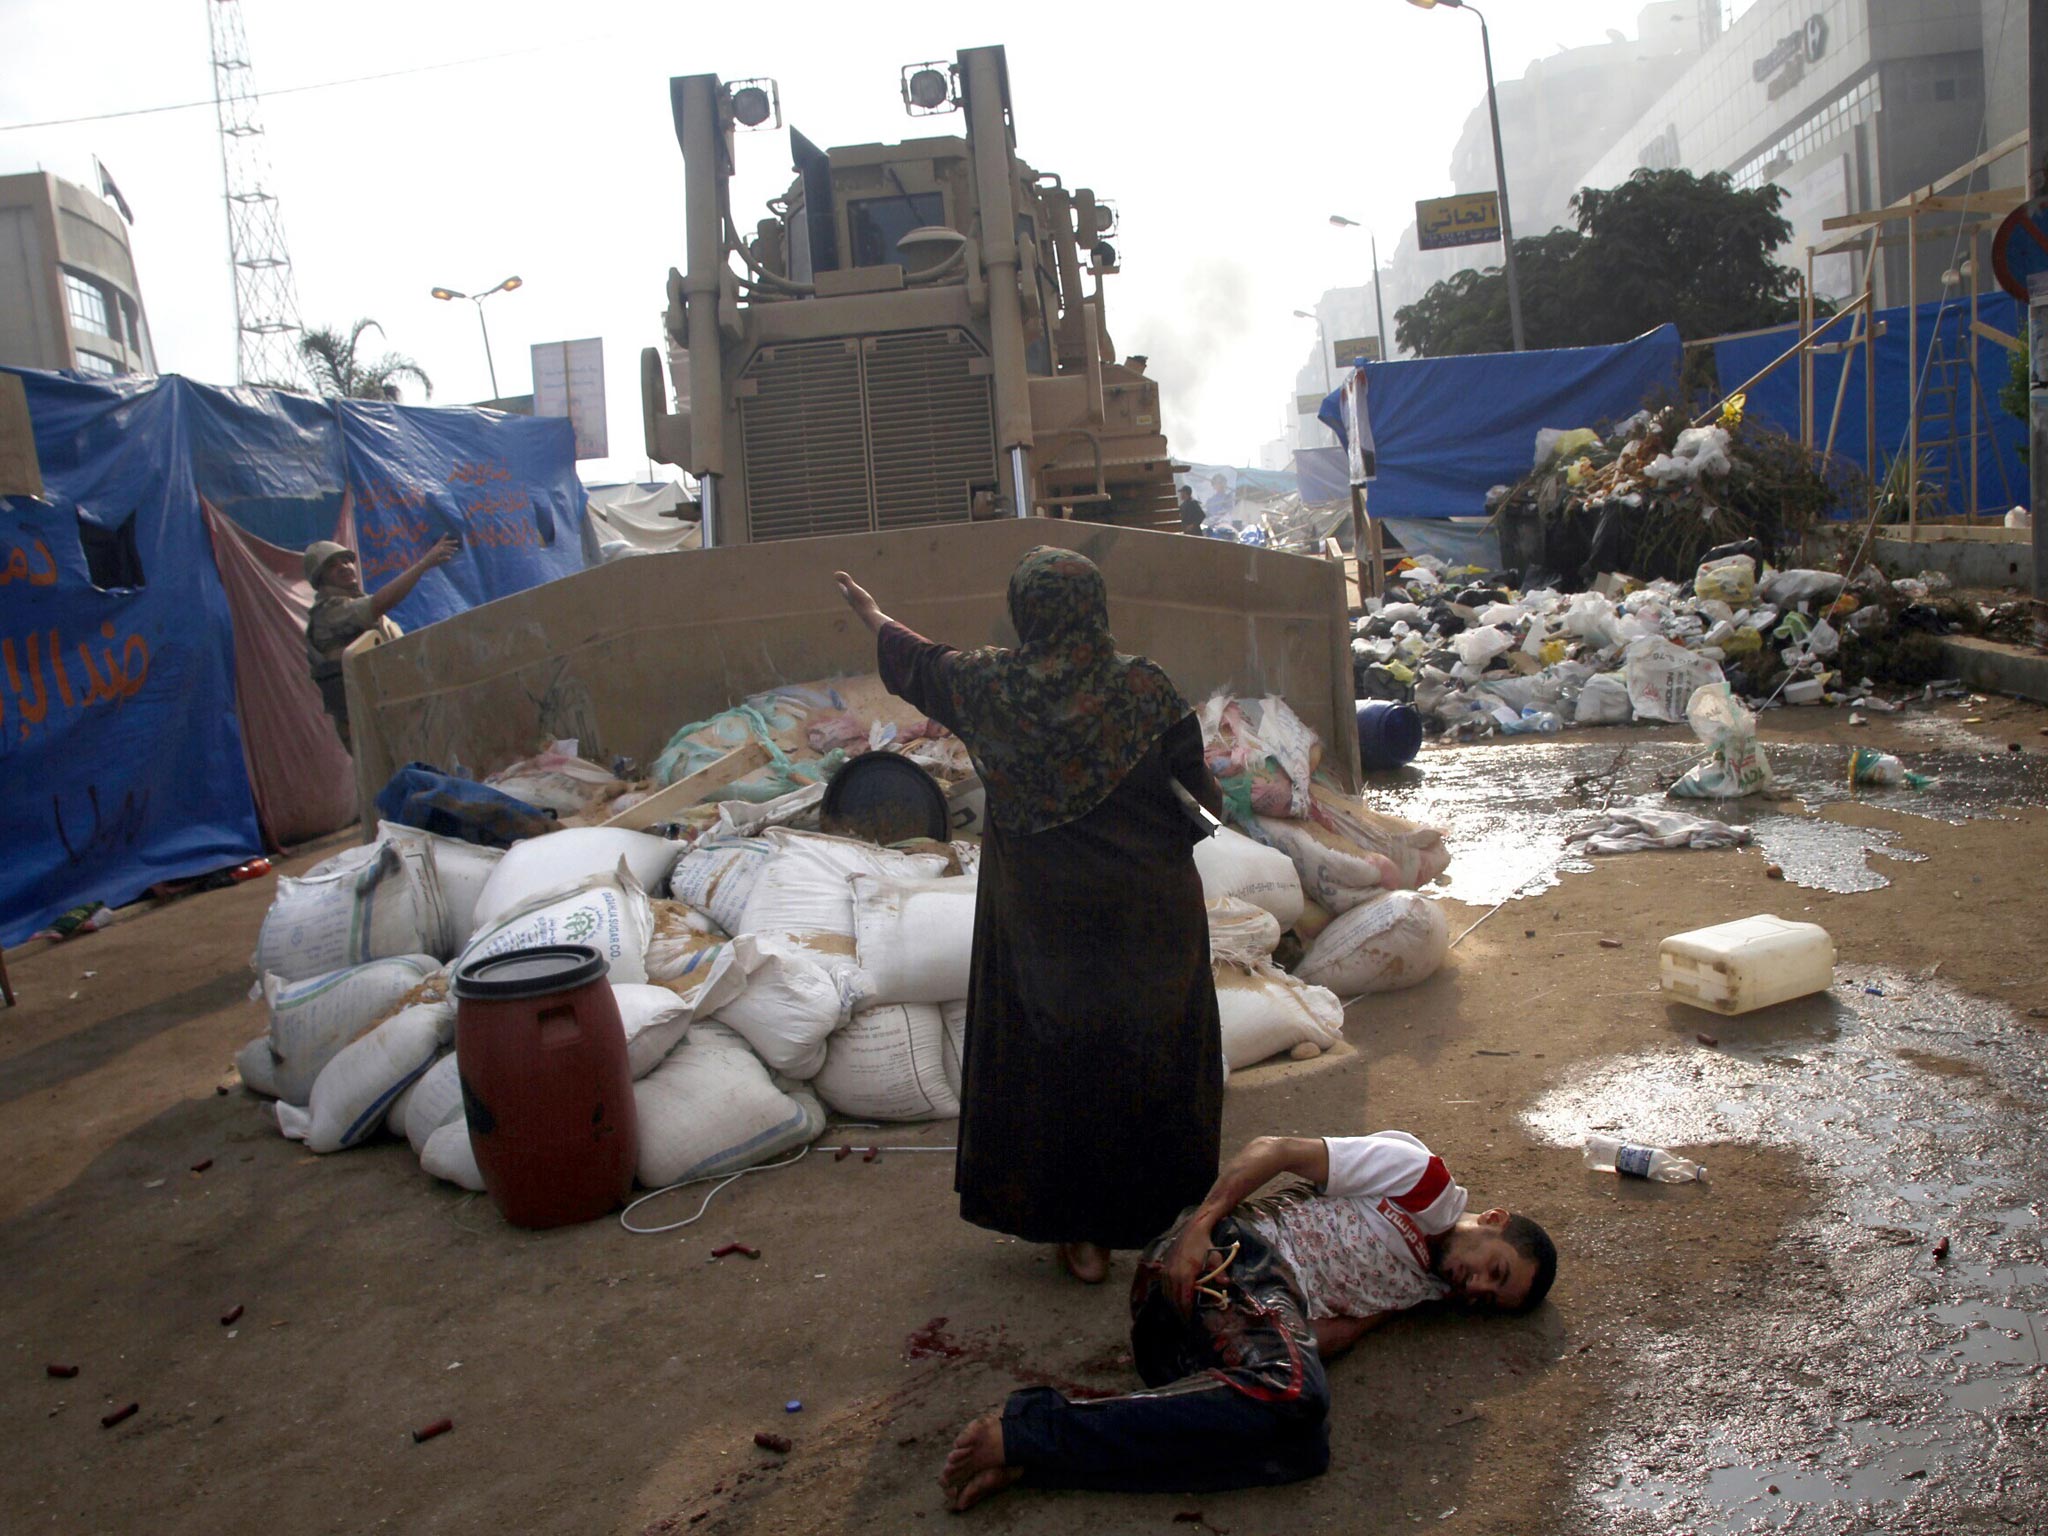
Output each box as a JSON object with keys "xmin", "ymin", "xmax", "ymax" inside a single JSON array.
[
  {"xmin": 1207, "ymin": 897, "xmax": 1282, "ymax": 968},
  {"xmin": 706, "ymin": 935, "xmax": 850, "ymax": 1079},
  {"xmin": 1573, "ymin": 671, "xmax": 1634, "ymax": 725},
  {"xmin": 1622, "ymin": 638, "xmax": 1724, "ymax": 723},
  {"xmin": 812, "ymin": 1003, "xmax": 960, "ymax": 1121},
  {"xmin": 940, "ymin": 1000, "xmax": 968, "ymax": 1099},
  {"xmin": 254, "ymin": 954, "xmax": 442, "ymax": 1105},
  {"xmin": 458, "ymin": 862, "xmax": 655, "ymax": 986},
  {"xmin": 1296, "ymin": 892, "xmax": 1449, "ymax": 997},
  {"xmin": 1213, "ymin": 963, "xmax": 1345, "ymax": 1069},
  {"xmin": 378, "ymin": 823, "xmax": 503, "ymax": 945},
  {"xmin": 236, "ymin": 1035, "xmax": 282, "ymax": 1099},
  {"xmin": 404, "ymin": 1052, "xmax": 465, "ymax": 1154},
  {"xmin": 254, "ymin": 843, "xmax": 448, "ymax": 980},
  {"xmin": 668, "ymin": 836, "xmax": 774, "ymax": 935},
  {"xmin": 850, "ymin": 873, "xmax": 978, "ymax": 1006},
  {"xmin": 383, "ymin": 1072, "xmax": 425, "ymax": 1141},
  {"xmin": 1192, "ymin": 827, "xmax": 1305, "ymax": 927},
  {"xmin": 739, "ymin": 829, "xmax": 950, "ymax": 946},
  {"xmin": 421, "ymin": 1120, "xmax": 486, "ymax": 1191},
  {"xmin": 1305, "ymin": 788, "xmax": 1453, "ymax": 891},
  {"xmin": 472, "ymin": 828, "xmax": 681, "ymax": 932},
  {"xmin": 276, "ymin": 1001, "xmax": 455, "ymax": 1153},
  {"xmin": 1669, "ymin": 682, "xmax": 1772, "ymax": 799},
  {"xmin": 632, "ymin": 1022, "xmax": 825, "ymax": 1187},
  {"xmin": 614, "ymin": 979, "xmax": 722, "ymax": 1078},
  {"xmin": 1255, "ymin": 817, "xmax": 1400, "ymax": 914},
  {"xmin": 645, "ymin": 900, "xmax": 729, "ymax": 985}
]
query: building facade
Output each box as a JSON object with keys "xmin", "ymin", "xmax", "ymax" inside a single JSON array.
[
  {"xmin": 0, "ymin": 172, "xmax": 155, "ymax": 378},
  {"xmin": 1576, "ymin": 0, "xmax": 2021, "ymax": 307}
]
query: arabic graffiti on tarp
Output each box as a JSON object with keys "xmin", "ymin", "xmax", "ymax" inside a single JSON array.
[
  {"xmin": 1416, "ymin": 191, "xmax": 1501, "ymax": 253},
  {"xmin": 0, "ymin": 367, "xmax": 264, "ymax": 947},
  {"xmin": 336, "ymin": 401, "xmax": 588, "ymax": 630}
]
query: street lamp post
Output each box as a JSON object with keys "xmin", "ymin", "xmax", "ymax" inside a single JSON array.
[
  {"xmin": 1329, "ymin": 215, "xmax": 1390, "ymax": 361},
  {"xmin": 429, "ymin": 275, "xmax": 524, "ymax": 399},
  {"xmin": 1293, "ymin": 308, "xmax": 1333, "ymax": 393},
  {"xmin": 1406, "ymin": 0, "xmax": 1524, "ymax": 351}
]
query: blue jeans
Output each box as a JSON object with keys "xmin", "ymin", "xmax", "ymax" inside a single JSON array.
[{"xmin": 999, "ymin": 1214, "xmax": 1331, "ymax": 1493}]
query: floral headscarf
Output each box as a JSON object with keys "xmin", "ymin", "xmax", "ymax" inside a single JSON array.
[{"xmin": 936, "ymin": 546, "xmax": 1192, "ymax": 835}]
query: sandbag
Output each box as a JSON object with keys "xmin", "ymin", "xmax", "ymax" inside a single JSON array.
[
  {"xmin": 1306, "ymin": 785, "xmax": 1451, "ymax": 891},
  {"xmin": 383, "ymin": 1070, "xmax": 427, "ymax": 1141},
  {"xmin": 645, "ymin": 900, "xmax": 729, "ymax": 986},
  {"xmin": 707, "ymin": 935, "xmax": 851, "ymax": 1080},
  {"xmin": 254, "ymin": 843, "xmax": 449, "ymax": 980},
  {"xmin": 458, "ymin": 862, "xmax": 655, "ymax": 986},
  {"xmin": 379, "ymin": 823, "xmax": 503, "ymax": 946},
  {"xmin": 1622, "ymin": 638, "xmax": 1723, "ymax": 724},
  {"xmin": 421, "ymin": 1120, "xmax": 486, "ymax": 1191},
  {"xmin": 739, "ymin": 829, "xmax": 951, "ymax": 948},
  {"xmin": 471, "ymin": 828, "xmax": 681, "ymax": 932},
  {"xmin": 1293, "ymin": 896, "xmax": 1335, "ymax": 944},
  {"xmin": 1206, "ymin": 897, "xmax": 1281, "ymax": 968},
  {"xmin": 614, "ymin": 979, "xmax": 724, "ymax": 1078},
  {"xmin": 632, "ymin": 1022, "xmax": 825, "ymax": 1187},
  {"xmin": 253, "ymin": 954, "xmax": 442, "ymax": 1105},
  {"xmin": 404, "ymin": 1052, "xmax": 465, "ymax": 1154},
  {"xmin": 668, "ymin": 836, "xmax": 774, "ymax": 935},
  {"xmin": 849, "ymin": 873, "xmax": 978, "ymax": 1006},
  {"xmin": 276, "ymin": 1000, "xmax": 455, "ymax": 1153},
  {"xmin": 1255, "ymin": 816, "xmax": 1400, "ymax": 914},
  {"xmin": 1213, "ymin": 963, "xmax": 1344, "ymax": 1069},
  {"xmin": 1574, "ymin": 671, "xmax": 1634, "ymax": 725},
  {"xmin": 940, "ymin": 1000, "xmax": 968, "ymax": 1099},
  {"xmin": 1192, "ymin": 827, "xmax": 1304, "ymax": 927},
  {"xmin": 811, "ymin": 1003, "xmax": 960, "ymax": 1121},
  {"xmin": 1296, "ymin": 892, "xmax": 1449, "ymax": 997}
]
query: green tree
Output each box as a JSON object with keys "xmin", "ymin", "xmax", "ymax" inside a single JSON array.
[
  {"xmin": 297, "ymin": 319, "xmax": 433, "ymax": 401},
  {"xmin": 1395, "ymin": 168, "xmax": 1804, "ymax": 357}
]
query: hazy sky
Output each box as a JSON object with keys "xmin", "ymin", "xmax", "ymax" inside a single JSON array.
[{"xmin": 3, "ymin": 0, "xmax": 1678, "ymax": 477}]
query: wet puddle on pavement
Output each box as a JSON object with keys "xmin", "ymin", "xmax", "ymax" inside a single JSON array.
[
  {"xmin": 1523, "ymin": 969, "xmax": 2047, "ymax": 1534},
  {"xmin": 1365, "ymin": 733, "xmax": 2048, "ymax": 905}
]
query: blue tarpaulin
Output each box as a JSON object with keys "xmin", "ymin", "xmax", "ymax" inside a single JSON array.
[
  {"xmin": 1, "ymin": 372, "xmax": 265, "ymax": 946},
  {"xmin": 1712, "ymin": 293, "xmax": 2026, "ymax": 518},
  {"xmin": 1, "ymin": 368, "xmax": 590, "ymax": 946},
  {"xmin": 1317, "ymin": 325, "xmax": 1684, "ymax": 518}
]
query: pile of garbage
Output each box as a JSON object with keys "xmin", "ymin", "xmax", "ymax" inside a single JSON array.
[
  {"xmin": 233, "ymin": 686, "xmax": 1455, "ymax": 1203},
  {"xmin": 1490, "ymin": 402, "xmax": 1845, "ymax": 586},
  {"xmin": 1353, "ymin": 547, "xmax": 1994, "ymax": 738}
]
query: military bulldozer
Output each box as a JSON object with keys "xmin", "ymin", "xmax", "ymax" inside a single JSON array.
[{"xmin": 641, "ymin": 44, "xmax": 1181, "ymax": 543}]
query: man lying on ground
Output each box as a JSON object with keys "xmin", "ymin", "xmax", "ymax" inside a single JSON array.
[{"xmin": 939, "ymin": 1129, "xmax": 1556, "ymax": 1511}]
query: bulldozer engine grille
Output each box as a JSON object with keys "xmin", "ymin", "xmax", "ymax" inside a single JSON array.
[{"xmin": 739, "ymin": 328, "xmax": 994, "ymax": 542}]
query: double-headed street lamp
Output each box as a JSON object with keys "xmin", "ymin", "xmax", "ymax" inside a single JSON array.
[
  {"xmin": 1406, "ymin": 0, "xmax": 1524, "ymax": 351},
  {"xmin": 429, "ymin": 275, "xmax": 523, "ymax": 399},
  {"xmin": 1329, "ymin": 214, "xmax": 1389, "ymax": 363}
]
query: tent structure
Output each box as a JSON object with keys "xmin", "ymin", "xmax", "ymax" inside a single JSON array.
[
  {"xmin": 0, "ymin": 368, "xmax": 590, "ymax": 947},
  {"xmin": 580, "ymin": 481, "xmax": 701, "ymax": 563}
]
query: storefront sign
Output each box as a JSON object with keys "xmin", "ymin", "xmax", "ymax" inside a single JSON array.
[
  {"xmin": 1754, "ymin": 14, "xmax": 1827, "ymax": 100},
  {"xmin": 1416, "ymin": 192, "xmax": 1501, "ymax": 252}
]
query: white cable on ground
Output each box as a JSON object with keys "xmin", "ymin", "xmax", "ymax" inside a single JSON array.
[{"xmin": 618, "ymin": 1126, "xmax": 959, "ymax": 1235}]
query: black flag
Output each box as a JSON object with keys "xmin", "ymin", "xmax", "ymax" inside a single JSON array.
[{"xmin": 94, "ymin": 158, "xmax": 134, "ymax": 224}]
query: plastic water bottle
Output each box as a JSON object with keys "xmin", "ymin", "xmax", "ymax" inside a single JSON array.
[
  {"xmin": 1503, "ymin": 709, "xmax": 1562, "ymax": 735},
  {"xmin": 1583, "ymin": 1133, "xmax": 1706, "ymax": 1183}
]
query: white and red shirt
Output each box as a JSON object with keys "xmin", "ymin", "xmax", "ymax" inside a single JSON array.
[{"xmin": 1237, "ymin": 1131, "xmax": 1466, "ymax": 1320}]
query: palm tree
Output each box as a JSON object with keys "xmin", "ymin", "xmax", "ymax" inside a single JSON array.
[{"xmin": 297, "ymin": 319, "xmax": 433, "ymax": 401}]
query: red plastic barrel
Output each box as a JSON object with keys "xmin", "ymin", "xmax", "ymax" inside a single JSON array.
[{"xmin": 453, "ymin": 945, "xmax": 637, "ymax": 1229}]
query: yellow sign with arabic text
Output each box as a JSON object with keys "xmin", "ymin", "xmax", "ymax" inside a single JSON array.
[{"xmin": 1416, "ymin": 192, "xmax": 1501, "ymax": 252}]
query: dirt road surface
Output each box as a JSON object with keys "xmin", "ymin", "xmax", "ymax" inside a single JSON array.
[{"xmin": 3, "ymin": 699, "xmax": 2043, "ymax": 1535}]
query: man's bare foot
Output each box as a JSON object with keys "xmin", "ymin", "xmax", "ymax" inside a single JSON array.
[
  {"xmin": 1055, "ymin": 1241, "xmax": 1111, "ymax": 1284},
  {"xmin": 939, "ymin": 1412, "xmax": 1020, "ymax": 1512}
]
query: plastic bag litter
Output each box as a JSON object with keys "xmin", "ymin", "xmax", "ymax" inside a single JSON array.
[
  {"xmin": 1565, "ymin": 810, "xmax": 1753, "ymax": 854},
  {"xmin": 1533, "ymin": 426, "xmax": 1600, "ymax": 468},
  {"xmin": 1451, "ymin": 627, "xmax": 1516, "ymax": 672},
  {"xmin": 1759, "ymin": 569, "xmax": 1845, "ymax": 607},
  {"xmin": 1622, "ymin": 638, "xmax": 1724, "ymax": 723},
  {"xmin": 1644, "ymin": 425, "xmax": 1732, "ymax": 484},
  {"xmin": 1693, "ymin": 554, "xmax": 1756, "ymax": 606},
  {"xmin": 1669, "ymin": 683, "xmax": 1773, "ymax": 799},
  {"xmin": 1574, "ymin": 672, "xmax": 1633, "ymax": 725},
  {"xmin": 1848, "ymin": 748, "xmax": 1932, "ymax": 790}
]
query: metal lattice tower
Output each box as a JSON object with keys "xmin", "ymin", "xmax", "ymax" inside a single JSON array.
[{"xmin": 208, "ymin": 0, "xmax": 307, "ymax": 389}]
